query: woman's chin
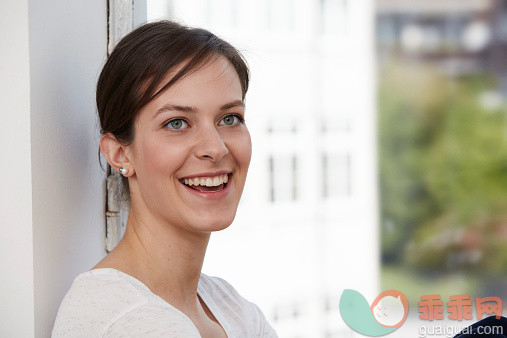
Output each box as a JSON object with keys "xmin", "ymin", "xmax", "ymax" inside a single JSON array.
[
  {"xmin": 186, "ymin": 213, "xmax": 237, "ymax": 233},
  {"xmin": 189, "ymin": 222, "xmax": 232, "ymax": 234}
]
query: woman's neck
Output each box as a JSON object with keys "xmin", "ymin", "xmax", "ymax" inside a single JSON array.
[{"xmin": 94, "ymin": 204, "xmax": 211, "ymax": 318}]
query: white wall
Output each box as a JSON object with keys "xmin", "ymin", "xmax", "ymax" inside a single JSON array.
[
  {"xmin": 30, "ymin": 1, "xmax": 108, "ymax": 336},
  {"xmin": 0, "ymin": 1, "xmax": 34, "ymax": 337},
  {"xmin": 0, "ymin": 1, "xmax": 108, "ymax": 336}
]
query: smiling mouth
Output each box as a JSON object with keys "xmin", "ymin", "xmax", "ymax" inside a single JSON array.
[{"xmin": 179, "ymin": 174, "xmax": 230, "ymax": 193}]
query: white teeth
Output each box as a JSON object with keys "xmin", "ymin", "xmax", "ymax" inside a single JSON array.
[{"xmin": 182, "ymin": 174, "xmax": 230, "ymax": 188}]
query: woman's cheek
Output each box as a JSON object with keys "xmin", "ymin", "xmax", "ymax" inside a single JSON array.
[
  {"xmin": 140, "ymin": 135, "xmax": 185, "ymax": 174},
  {"xmin": 230, "ymin": 128, "xmax": 252, "ymax": 165}
]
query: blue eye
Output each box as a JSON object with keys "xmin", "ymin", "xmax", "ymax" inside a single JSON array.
[
  {"xmin": 219, "ymin": 115, "xmax": 243, "ymax": 126},
  {"xmin": 165, "ymin": 119, "xmax": 188, "ymax": 130}
]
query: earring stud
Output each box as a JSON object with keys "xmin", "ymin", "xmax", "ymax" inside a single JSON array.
[{"xmin": 119, "ymin": 168, "xmax": 129, "ymax": 176}]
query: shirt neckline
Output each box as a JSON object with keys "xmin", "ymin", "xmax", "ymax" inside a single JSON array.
[
  {"xmin": 196, "ymin": 276, "xmax": 233, "ymax": 335},
  {"xmin": 84, "ymin": 268, "xmax": 230, "ymax": 337}
]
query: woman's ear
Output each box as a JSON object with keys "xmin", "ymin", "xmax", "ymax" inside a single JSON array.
[{"xmin": 100, "ymin": 133, "xmax": 135, "ymax": 176}]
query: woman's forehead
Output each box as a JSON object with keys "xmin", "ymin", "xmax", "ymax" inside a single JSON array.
[
  {"xmin": 151, "ymin": 57, "xmax": 241, "ymax": 101},
  {"xmin": 158, "ymin": 55, "xmax": 237, "ymax": 91}
]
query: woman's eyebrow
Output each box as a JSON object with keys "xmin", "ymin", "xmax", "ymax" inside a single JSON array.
[
  {"xmin": 220, "ymin": 100, "xmax": 245, "ymax": 110},
  {"xmin": 153, "ymin": 104, "xmax": 198, "ymax": 119},
  {"xmin": 152, "ymin": 100, "xmax": 245, "ymax": 120}
]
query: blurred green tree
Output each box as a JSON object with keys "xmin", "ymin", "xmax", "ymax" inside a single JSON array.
[{"xmin": 378, "ymin": 62, "xmax": 507, "ymax": 274}]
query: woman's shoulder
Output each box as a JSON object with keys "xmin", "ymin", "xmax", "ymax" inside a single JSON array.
[
  {"xmin": 52, "ymin": 268, "xmax": 198, "ymax": 337},
  {"xmin": 54, "ymin": 268, "xmax": 157, "ymax": 312}
]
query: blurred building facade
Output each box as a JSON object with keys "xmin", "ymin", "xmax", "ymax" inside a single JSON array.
[
  {"xmin": 376, "ymin": 0, "xmax": 507, "ymax": 94},
  {"xmin": 147, "ymin": 0, "xmax": 377, "ymax": 337}
]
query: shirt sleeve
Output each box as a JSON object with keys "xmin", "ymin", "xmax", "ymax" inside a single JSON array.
[{"xmin": 103, "ymin": 303, "xmax": 201, "ymax": 337}]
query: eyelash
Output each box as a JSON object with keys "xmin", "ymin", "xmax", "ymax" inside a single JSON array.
[
  {"xmin": 162, "ymin": 114, "xmax": 245, "ymax": 130},
  {"xmin": 163, "ymin": 118, "xmax": 188, "ymax": 130},
  {"xmin": 219, "ymin": 114, "xmax": 245, "ymax": 126}
]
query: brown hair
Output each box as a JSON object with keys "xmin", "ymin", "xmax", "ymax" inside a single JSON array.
[{"xmin": 96, "ymin": 21, "xmax": 249, "ymax": 196}]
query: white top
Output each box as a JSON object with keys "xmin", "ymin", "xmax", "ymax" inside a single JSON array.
[{"xmin": 52, "ymin": 268, "xmax": 277, "ymax": 337}]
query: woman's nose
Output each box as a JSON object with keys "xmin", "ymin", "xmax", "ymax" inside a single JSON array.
[{"xmin": 194, "ymin": 126, "xmax": 229, "ymax": 162}]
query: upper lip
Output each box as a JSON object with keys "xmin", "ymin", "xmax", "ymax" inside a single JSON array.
[{"xmin": 179, "ymin": 170, "xmax": 232, "ymax": 180}]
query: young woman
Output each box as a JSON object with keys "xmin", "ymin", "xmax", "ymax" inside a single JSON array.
[{"xmin": 52, "ymin": 21, "xmax": 277, "ymax": 337}]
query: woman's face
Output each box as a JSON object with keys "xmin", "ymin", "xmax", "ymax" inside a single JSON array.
[{"xmin": 126, "ymin": 56, "xmax": 251, "ymax": 233}]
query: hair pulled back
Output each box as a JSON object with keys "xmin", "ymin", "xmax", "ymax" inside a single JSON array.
[{"xmin": 96, "ymin": 20, "xmax": 249, "ymax": 145}]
